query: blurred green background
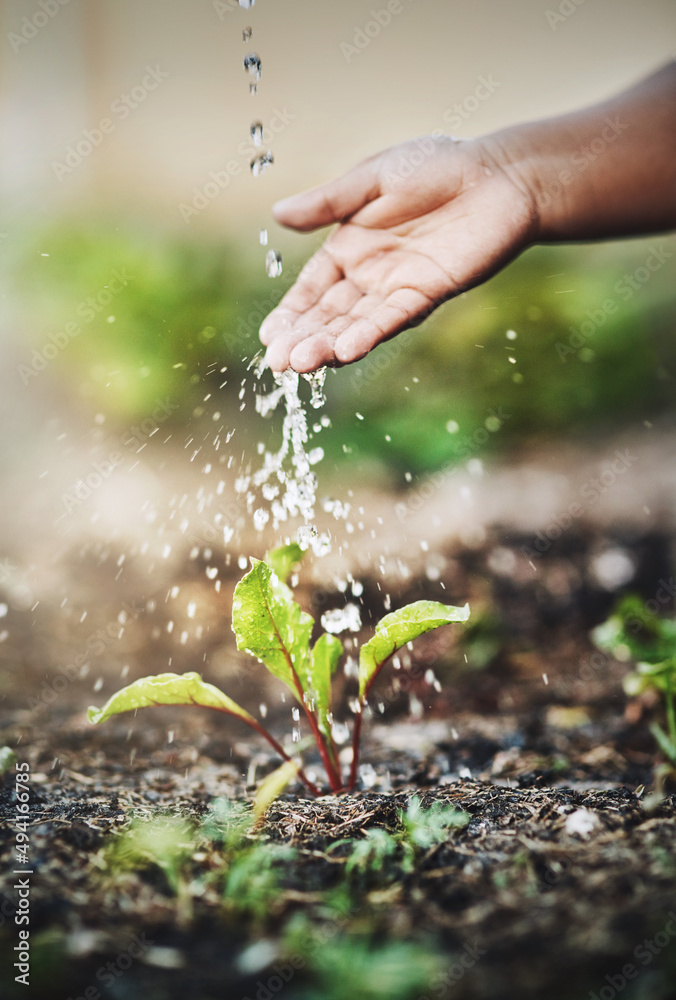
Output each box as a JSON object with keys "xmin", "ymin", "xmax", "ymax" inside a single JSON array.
[
  {"xmin": 1, "ymin": 0, "xmax": 675, "ymax": 513},
  {"xmin": 6, "ymin": 222, "xmax": 676, "ymax": 480}
]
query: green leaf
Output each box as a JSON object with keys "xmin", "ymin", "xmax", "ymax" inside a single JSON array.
[
  {"xmin": 232, "ymin": 558, "xmax": 313, "ymax": 700},
  {"xmin": 358, "ymin": 600, "xmax": 470, "ymax": 699},
  {"xmin": 253, "ymin": 760, "xmax": 300, "ymax": 823},
  {"xmin": 88, "ymin": 671, "xmax": 256, "ymax": 727},
  {"xmin": 623, "ymin": 660, "xmax": 676, "ymax": 697},
  {"xmin": 649, "ymin": 721, "xmax": 676, "ymax": 765},
  {"xmin": 308, "ymin": 633, "xmax": 343, "ymax": 740},
  {"xmin": 265, "ymin": 543, "xmax": 305, "ymax": 583},
  {"xmin": 0, "ymin": 746, "xmax": 18, "ymax": 776},
  {"xmin": 593, "ymin": 596, "xmax": 676, "ymax": 665}
]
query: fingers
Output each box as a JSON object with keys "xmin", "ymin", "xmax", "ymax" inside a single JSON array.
[
  {"xmin": 263, "ymin": 279, "xmax": 362, "ymax": 371},
  {"xmin": 273, "ymin": 159, "xmax": 382, "ymax": 232},
  {"xmin": 333, "ymin": 287, "xmax": 432, "ymax": 364},
  {"xmin": 267, "ymin": 287, "xmax": 432, "ymax": 373},
  {"xmin": 259, "ymin": 248, "xmax": 343, "ymax": 349}
]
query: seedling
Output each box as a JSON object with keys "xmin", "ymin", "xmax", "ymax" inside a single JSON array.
[
  {"xmin": 593, "ymin": 595, "xmax": 676, "ymax": 766},
  {"xmin": 89, "ymin": 545, "xmax": 469, "ymax": 796},
  {"xmin": 331, "ymin": 796, "xmax": 470, "ymax": 878}
]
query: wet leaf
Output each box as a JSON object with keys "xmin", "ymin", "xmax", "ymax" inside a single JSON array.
[
  {"xmin": 649, "ymin": 721, "xmax": 676, "ymax": 764},
  {"xmin": 88, "ymin": 671, "xmax": 256, "ymax": 727},
  {"xmin": 265, "ymin": 543, "xmax": 304, "ymax": 583},
  {"xmin": 358, "ymin": 600, "xmax": 470, "ymax": 699},
  {"xmin": 232, "ymin": 558, "xmax": 313, "ymax": 700},
  {"xmin": 308, "ymin": 632, "xmax": 343, "ymax": 740},
  {"xmin": 253, "ymin": 760, "xmax": 300, "ymax": 823}
]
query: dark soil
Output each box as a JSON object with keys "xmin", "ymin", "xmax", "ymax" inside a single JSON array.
[{"xmin": 1, "ymin": 523, "xmax": 676, "ymax": 1000}]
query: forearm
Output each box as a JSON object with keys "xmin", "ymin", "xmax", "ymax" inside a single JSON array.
[{"xmin": 488, "ymin": 63, "xmax": 676, "ymax": 242}]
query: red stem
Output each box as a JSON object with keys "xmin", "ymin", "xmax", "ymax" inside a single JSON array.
[
  {"xmin": 255, "ymin": 577, "xmax": 343, "ymax": 793},
  {"xmin": 290, "ymin": 676, "xmax": 343, "ymax": 793},
  {"xmin": 347, "ymin": 708, "xmax": 363, "ymax": 791},
  {"xmin": 245, "ymin": 716, "xmax": 322, "ymax": 797},
  {"xmin": 347, "ymin": 652, "xmax": 397, "ymax": 791}
]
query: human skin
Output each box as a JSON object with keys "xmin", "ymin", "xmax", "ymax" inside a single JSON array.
[{"xmin": 259, "ymin": 63, "xmax": 676, "ymax": 374}]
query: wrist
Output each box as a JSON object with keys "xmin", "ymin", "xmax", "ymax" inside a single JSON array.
[{"xmin": 480, "ymin": 123, "xmax": 574, "ymax": 243}]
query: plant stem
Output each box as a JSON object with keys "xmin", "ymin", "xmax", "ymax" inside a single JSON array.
[
  {"xmin": 348, "ymin": 651, "xmax": 397, "ymax": 791},
  {"xmin": 665, "ymin": 666, "xmax": 676, "ymax": 748},
  {"xmin": 291, "ymin": 675, "xmax": 343, "ymax": 793},
  {"xmin": 347, "ymin": 708, "xmax": 363, "ymax": 792},
  {"xmin": 245, "ymin": 716, "xmax": 322, "ymax": 797}
]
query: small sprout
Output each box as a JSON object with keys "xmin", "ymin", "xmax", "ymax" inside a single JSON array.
[
  {"xmin": 90, "ymin": 546, "xmax": 470, "ymax": 796},
  {"xmin": 400, "ymin": 796, "xmax": 470, "ymax": 850},
  {"xmin": 0, "ymin": 746, "xmax": 18, "ymax": 777},
  {"xmin": 593, "ymin": 595, "xmax": 676, "ymax": 766}
]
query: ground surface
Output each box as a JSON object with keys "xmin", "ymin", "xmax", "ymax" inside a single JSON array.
[{"xmin": 1, "ymin": 436, "xmax": 676, "ymax": 1000}]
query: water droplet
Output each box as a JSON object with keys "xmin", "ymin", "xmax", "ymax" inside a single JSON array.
[
  {"xmin": 239, "ymin": 0, "xmax": 254, "ymax": 11},
  {"xmin": 243, "ymin": 53, "xmax": 261, "ymax": 80},
  {"xmin": 253, "ymin": 508, "xmax": 269, "ymax": 531},
  {"xmin": 250, "ymin": 83, "xmax": 258, "ymax": 95},
  {"xmin": 250, "ymin": 121, "xmax": 263, "ymax": 146},
  {"xmin": 321, "ymin": 604, "xmax": 361, "ymax": 634},
  {"xmin": 259, "ymin": 228, "xmax": 268, "ymax": 246},
  {"xmin": 265, "ymin": 249, "xmax": 283, "ymax": 277},
  {"xmin": 301, "ymin": 368, "xmax": 327, "ymax": 408},
  {"xmin": 250, "ymin": 151, "xmax": 274, "ymax": 177},
  {"xmin": 359, "ymin": 762, "xmax": 377, "ymax": 788},
  {"xmin": 308, "ymin": 447, "xmax": 323, "ymax": 465},
  {"xmin": 242, "ymin": 26, "xmax": 252, "ymax": 41},
  {"xmin": 332, "ymin": 720, "xmax": 350, "ymax": 745}
]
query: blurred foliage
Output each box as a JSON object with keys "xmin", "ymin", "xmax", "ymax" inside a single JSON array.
[
  {"xmin": 593, "ymin": 595, "xmax": 676, "ymax": 765},
  {"xmin": 10, "ymin": 221, "xmax": 676, "ymax": 475}
]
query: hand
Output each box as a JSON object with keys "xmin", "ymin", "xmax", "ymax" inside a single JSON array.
[{"xmin": 260, "ymin": 134, "xmax": 537, "ymax": 373}]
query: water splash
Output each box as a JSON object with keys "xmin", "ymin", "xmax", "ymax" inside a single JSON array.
[
  {"xmin": 301, "ymin": 371, "xmax": 327, "ymax": 409},
  {"xmin": 252, "ymin": 368, "xmax": 331, "ymax": 553},
  {"xmin": 250, "ymin": 151, "xmax": 274, "ymax": 176},
  {"xmin": 243, "ymin": 53, "xmax": 261, "ymax": 80},
  {"xmin": 321, "ymin": 604, "xmax": 361, "ymax": 634},
  {"xmin": 265, "ymin": 249, "xmax": 283, "ymax": 277}
]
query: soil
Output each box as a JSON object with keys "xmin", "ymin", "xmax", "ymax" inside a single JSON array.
[{"xmin": 1, "ymin": 457, "xmax": 676, "ymax": 1000}]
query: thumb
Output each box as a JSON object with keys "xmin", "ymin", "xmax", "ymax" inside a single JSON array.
[{"xmin": 273, "ymin": 158, "xmax": 381, "ymax": 232}]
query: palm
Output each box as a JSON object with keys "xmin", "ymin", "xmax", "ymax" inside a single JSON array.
[{"xmin": 260, "ymin": 137, "xmax": 534, "ymax": 372}]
